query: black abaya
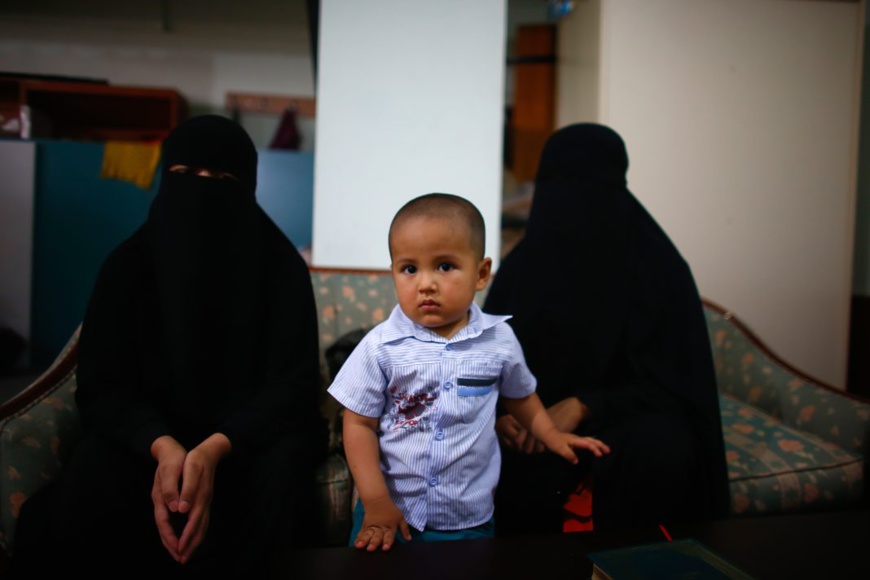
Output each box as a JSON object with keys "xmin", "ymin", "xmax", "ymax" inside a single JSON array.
[
  {"xmin": 9, "ymin": 115, "xmax": 327, "ymax": 577},
  {"xmin": 484, "ymin": 124, "xmax": 729, "ymax": 534}
]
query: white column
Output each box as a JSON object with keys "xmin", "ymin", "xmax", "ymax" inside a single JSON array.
[{"xmin": 312, "ymin": 0, "xmax": 507, "ymax": 270}]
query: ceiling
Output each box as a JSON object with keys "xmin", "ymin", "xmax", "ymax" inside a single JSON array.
[
  {"xmin": 0, "ymin": 0, "xmax": 313, "ymax": 54},
  {"xmin": 0, "ymin": 1, "xmax": 551, "ymax": 55}
]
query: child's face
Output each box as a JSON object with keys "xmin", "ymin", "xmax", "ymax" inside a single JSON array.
[{"xmin": 390, "ymin": 215, "xmax": 492, "ymax": 339}]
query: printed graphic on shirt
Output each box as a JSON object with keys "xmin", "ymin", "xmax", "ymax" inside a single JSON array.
[
  {"xmin": 388, "ymin": 383, "xmax": 439, "ymax": 431},
  {"xmin": 457, "ymin": 376, "xmax": 498, "ymax": 397}
]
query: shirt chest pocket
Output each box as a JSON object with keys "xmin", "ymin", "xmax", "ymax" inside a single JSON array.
[
  {"xmin": 452, "ymin": 360, "xmax": 502, "ymax": 422},
  {"xmin": 457, "ymin": 376, "xmax": 497, "ymax": 397}
]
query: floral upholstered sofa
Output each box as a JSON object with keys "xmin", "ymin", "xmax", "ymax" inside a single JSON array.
[
  {"xmin": 703, "ymin": 298, "xmax": 869, "ymax": 516},
  {"xmin": 1, "ymin": 268, "xmax": 869, "ymax": 567},
  {"xmin": 312, "ymin": 277, "xmax": 870, "ymax": 520}
]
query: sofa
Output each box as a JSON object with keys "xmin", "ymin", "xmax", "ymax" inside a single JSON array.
[
  {"xmin": 702, "ymin": 298, "xmax": 869, "ymax": 515},
  {"xmin": 1, "ymin": 267, "xmax": 869, "ymax": 567}
]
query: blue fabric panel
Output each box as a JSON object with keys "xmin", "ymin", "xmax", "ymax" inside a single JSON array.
[
  {"xmin": 30, "ymin": 140, "xmax": 156, "ymax": 367},
  {"xmin": 30, "ymin": 143, "xmax": 314, "ymax": 367},
  {"xmin": 256, "ymin": 150, "xmax": 314, "ymax": 249}
]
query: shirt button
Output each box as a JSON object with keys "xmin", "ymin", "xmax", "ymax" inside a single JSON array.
[
  {"xmin": 429, "ymin": 476, "xmax": 439, "ymax": 487},
  {"xmin": 444, "ymin": 381, "xmax": 452, "ymax": 390},
  {"xmin": 435, "ymin": 429, "xmax": 444, "ymax": 440}
]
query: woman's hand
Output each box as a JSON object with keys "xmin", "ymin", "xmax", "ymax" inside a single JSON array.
[
  {"xmin": 548, "ymin": 397, "xmax": 589, "ymax": 434},
  {"xmin": 174, "ymin": 433, "xmax": 231, "ymax": 564},
  {"xmin": 150, "ymin": 433, "xmax": 231, "ymax": 565},
  {"xmin": 150, "ymin": 436, "xmax": 187, "ymax": 562},
  {"xmin": 495, "ymin": 413, "xmax": 537, "ymax": 452}
]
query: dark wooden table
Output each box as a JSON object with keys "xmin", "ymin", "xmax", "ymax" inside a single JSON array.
[{"xmin": 274, "ymin": 508, "xmax": 870, "ymax": 579}]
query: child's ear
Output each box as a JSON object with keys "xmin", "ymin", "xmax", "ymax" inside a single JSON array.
[{"xmin": 476, "ymin": 257, "xmax": 493, "ymax": 291}]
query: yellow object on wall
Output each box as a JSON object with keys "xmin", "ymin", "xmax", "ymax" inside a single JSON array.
[{"xmin": 100, "ymin": 141, "xmax": 161, "ymax": 189}]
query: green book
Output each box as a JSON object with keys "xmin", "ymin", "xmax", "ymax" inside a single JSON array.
[{"xmin": 587, "ymin": 538, "xmax": 754, "ymax": 579}]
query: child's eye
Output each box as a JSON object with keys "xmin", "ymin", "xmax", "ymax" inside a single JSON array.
[
  {"xmin": 402, "ymin": 265, "xmax": 417, "ymax": 274},
  {"xmin": 438, "ymin": 263, "xmax": 454, "ymax": 272}
]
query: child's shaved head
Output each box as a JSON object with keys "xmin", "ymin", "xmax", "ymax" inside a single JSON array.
[{"xmin": 389, "ymin": 193, "xmax": 486, "ymax": 260}]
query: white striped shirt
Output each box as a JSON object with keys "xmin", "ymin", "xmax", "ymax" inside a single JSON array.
[{"xmin": 327, "ymin": 302, "xmax": 537, "ymax": 531}]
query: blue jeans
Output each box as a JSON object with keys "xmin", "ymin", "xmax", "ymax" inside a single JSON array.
[{"xmin": 348, "ymin": 500, "xmax": 495, "ymax": 546}]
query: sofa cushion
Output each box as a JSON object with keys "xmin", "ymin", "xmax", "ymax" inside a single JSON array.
[
  {"xmin": 775, "ymin": 378, "xmax": 870, "ymax": 457},
  {"xmin": 310, "ymin": 270, "xmax": 396, "ymax": 357},
  {"xmin": 310, "ymin": 269, "xmax": 488, "ymax": 366},
  {"xmin": 720, "ymin": 394, "xmax": 864, "ymax": 516}
]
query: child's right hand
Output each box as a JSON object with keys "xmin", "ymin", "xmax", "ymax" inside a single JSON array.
[{"xmin": 354, "ymin": 496, "xmax": 412, "ymax": 552}]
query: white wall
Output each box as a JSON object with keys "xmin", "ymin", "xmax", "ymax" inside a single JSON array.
[
  {"xmin": 0, "ymin": 141, "xmax": 36, "ymax": 367},
  {"xmin": 312, "ymin": 0, "xmax": 507, "ymax": 270},
  {"xmin": 559, "ymin": 0, "xmax": 863, "ymax": 388}
]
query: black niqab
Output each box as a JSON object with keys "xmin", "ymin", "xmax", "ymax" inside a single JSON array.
[{"xmin": 148, "ymin": 116, "xmax": 266, "ymax": 433}]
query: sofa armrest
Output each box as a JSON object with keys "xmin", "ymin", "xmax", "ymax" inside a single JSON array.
[
  {"xmin": 0, "ymin": 326, "xmax": 82, "ymax": 557},
  {"xmin": 703, "ymin": 299, "xmax": 870, "ymax": 457}
]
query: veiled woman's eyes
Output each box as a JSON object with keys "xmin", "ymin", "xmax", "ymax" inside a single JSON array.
[{"xmin": 168, "ymin": 164, "xmax": 238, "ymax": 181}]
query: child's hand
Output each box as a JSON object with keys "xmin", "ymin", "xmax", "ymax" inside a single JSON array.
[
  {"xmin": 545, "ymin": 432, "xmax": 611, "ymax": 465},
  {"xmin": 354, "ymin": 496, "xmax": 412, "ymax": 552}
]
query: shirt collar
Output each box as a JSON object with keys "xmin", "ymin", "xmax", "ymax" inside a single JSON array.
[{"xmin": 380, "ymin": 302, "xmax": 510, "ymax": 344}]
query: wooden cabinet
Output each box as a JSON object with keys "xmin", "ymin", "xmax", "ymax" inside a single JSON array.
[
  {"xmin": 510, "ymin": 24, "xmax": 556, "ymax": 183},
  {"xmin": 0, "ymin": 75, "xmax": 187, "ymax": 141}
]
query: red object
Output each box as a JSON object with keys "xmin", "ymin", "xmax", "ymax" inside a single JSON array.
[
  {"xmin": 659, "ymin": 524, "xmax": 673, "ymax": 541},
  {"xmin": 269, "ymin": 108, "xmax": 301, "ymax": 150},
  {"xmin": 562, "ymin": 479, "xmax": 594, "ymax": 532}
]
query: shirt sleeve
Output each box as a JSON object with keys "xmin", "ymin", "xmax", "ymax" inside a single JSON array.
[
  {"xmin": 497, "ymin": 325, "xmax": 537, "ymax": 400},
  {"xmin": 326, "ymin": 328, "xmax": 389, "ymax": 418}
]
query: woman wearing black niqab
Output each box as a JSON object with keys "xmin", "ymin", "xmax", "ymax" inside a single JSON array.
[
  {"xmin": 9, "ymin": 115, "xmax": 327, "ymax": 577},
  {"xmin": 485, "ymin": 123, "xmax": 729, "ymax": 534}
]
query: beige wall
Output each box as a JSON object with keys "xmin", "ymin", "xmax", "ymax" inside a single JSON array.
[
  {"xmin": 556, "ymin": 0, "xmax": 602, "ymax": 125},
  {"xmin": 854, "ymin": 5, "xmax": 870, "ymax": 296},
  {"xmin": 558, "ymin": 0, "xmax": 864, "ymax": 388}
]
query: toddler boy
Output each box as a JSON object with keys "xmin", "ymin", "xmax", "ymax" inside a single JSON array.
[{"xmin": 327, "ymin": 193, "xmax": 609, "ymax": 551}]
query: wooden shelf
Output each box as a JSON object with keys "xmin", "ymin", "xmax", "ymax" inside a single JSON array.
[
  {"xmin": 0, "ymin": 76, "xmax": 188, "ymax": 141},
  {"xmin": 225, "ymin": 92, "xmax": 316, "ymax": 117}
]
